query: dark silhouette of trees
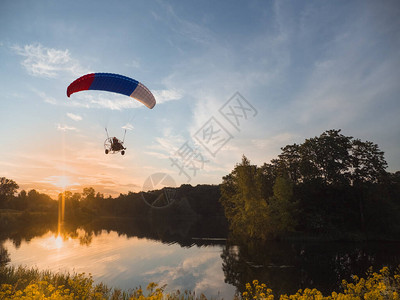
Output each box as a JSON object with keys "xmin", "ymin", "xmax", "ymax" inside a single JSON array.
[
  {"xmin": 0, "ymin": 176, "xmax": 224, "ymax": 224},
  {"xmin": 220, "ymin": 129, "xmax": 399, "ymax": 240},
  {"xmin": 0, "ymin": 177, "xmax": 19, "ymax": 208}
]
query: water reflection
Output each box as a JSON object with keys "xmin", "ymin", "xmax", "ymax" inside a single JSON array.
[
  {"xmin": 221, "ymin": 238, "xmax": 400, "ymax": 297},
  {"xmin": 1, "ymin": 215, "xmax": 234, "ymax": 298},
  {"xmin": 3, "ymin": 229, "xmax": 234, "ymax": 298},
  {"xmin": 1, "ymin": 215, "xmax": 400, "ymax": 298}
]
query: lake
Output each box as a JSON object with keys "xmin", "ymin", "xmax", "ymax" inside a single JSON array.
[{"xmin": 1, "ymin": 215, "xmax": 400, "ymax": 299}]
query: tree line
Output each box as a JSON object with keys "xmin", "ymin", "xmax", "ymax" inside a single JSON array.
[
  {"xmin": 220, "ymin": 129, "xmax": 400, "ymax": 240},
  {"xmin": 0, "ymin": 178, "xmax": 223, "ymax": 220},
  {"xmin": 0, "ymin": 178, "xmax": 55, "ymax": 212}
]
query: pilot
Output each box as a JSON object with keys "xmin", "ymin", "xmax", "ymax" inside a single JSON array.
[{"xmin": 112, "ymin": 137, "xmax": 124, "ymax": 151}]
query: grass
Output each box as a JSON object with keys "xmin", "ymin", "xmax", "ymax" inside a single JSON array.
[
  {"xmin": 1, "ymin": 265, "xmax": 400, "ymax": 299},
  {"xmin": 0, "ymin": 265, "xmax": 204, "ymax": 300}
]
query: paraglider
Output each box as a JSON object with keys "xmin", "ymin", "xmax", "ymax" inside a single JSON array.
[
  {"xmin": 67, "ymin": 73, "xmax": 156, "ymax": 155},
  {"xmin": 67, "ymin": 73, "xmax": 156, "ymax": 109}
]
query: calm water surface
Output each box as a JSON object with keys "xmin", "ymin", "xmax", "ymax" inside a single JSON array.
[
  {"xmin": 4, "ymin": 229, "xmax": 236, "ymax": 299},
  {"xmin": 2, "ymin": 217, "xmax": 400, "ymax": 298}
]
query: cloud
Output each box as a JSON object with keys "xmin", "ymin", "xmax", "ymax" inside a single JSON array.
[
  {"xmin": 34, "ymin": 90, "xmax": 58, "ymax": 104},
  {"xmin": 155, "ymin": 2, "xmax": 216, "ymax": 47},
  {"xmin": 143, "ymin": 151, "xmax": 170, "ymax": 160},
  {"xmin": 125, "ymin": 59, "xmax": 141, "ymax": 69},
  {"xmin": 98, "ymin": 162, "xmax": 125, "ymax": 170},
  {"xmin": 56, "ymin": 123, "xmax": 78, "ymax": 132},
  {"xmin": 67, "ymin": 92, "xmax": 142, "ymax": 110},
  {"xmin": 122, "ymin": 123, "xmax": 134, "ymax": 130},
  {"xmin": 152, "ymin": 135, "xmax": 186, "ymax": 156},
  {"xmin": 11, "ymin": 43, "xmax": 86, "ymax": 78},
  {"xmin": 153, "ymin": 89, "xmax": 183, "ymax": 104},
  {"xmin": 67, "ymin": 113, "xmax": 82, "ymax": 121},
  {"xmin": 251, "ymin": 132, "xmax": 295, "ymax": 150}
]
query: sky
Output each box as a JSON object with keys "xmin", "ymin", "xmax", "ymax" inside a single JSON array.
[{"xmin": 1, "ymin": 0, "xmax": 399, "ymax": 198}]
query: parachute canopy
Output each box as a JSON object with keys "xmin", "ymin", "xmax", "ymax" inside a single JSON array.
[{"xmin": 67, "ymin": 73, "xmax": 156, "ymax": 109}]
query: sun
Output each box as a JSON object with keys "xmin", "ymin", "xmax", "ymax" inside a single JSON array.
[
  {"xmin": 44, "ymin": 175, "xmax": 79, "ymax": 189},
  {"xmin": 40, "ymin": 234, "xmax": 64, "ymax": 250},
  {"xmin": 53, "ymin": 176, "xmax": 72, "ymax": 189},
  {"xmin": 54, "ymin": 235, "xmax": 64, "ymax": 249}
]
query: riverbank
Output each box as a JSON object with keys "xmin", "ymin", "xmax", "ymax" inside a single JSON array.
[{"xmin": 1, "ymin": 265, "xmax": 399, "ymax": 299}]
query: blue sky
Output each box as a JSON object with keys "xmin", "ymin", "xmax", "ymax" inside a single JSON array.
[{"xmin": 1, "ymin": 0, "xmax": 399, "ymax": 197}]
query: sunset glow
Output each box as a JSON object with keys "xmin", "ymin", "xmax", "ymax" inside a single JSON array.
[
  {"xmin": 54, "ymin": 235, "xmax": 64, "ymax": 249},
  {"xmin": 40, "ymin": 234, "xmax": 65, "ymax": 250},
  {"xmin": 49, "ymin": 175, "xmax": 78, "ymax": 189}
]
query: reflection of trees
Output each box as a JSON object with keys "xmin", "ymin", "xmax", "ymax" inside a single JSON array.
[
  {"xmin": 1, "ymin": 213, "xmax": 228, "ymax": 249},
  {"xmin": 222, "ymin": 238, "xmax": 304, "ymax": 296},
  {"xmin": 222, "ymin": 238, "xmax": 400, "ymax": 297},
  {"xmin": 65, "ymin": 215, "xmax": 228, "ymax": 248},
  {"xmin": 0, "ymin": 212, "xmax": 58, "ymax": 249},
  {"xmin": 0, "ymin": 243, "xmax": 10, "ymax": 266}
]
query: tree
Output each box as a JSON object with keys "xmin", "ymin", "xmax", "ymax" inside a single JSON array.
[
  {"xmin": 298, "ymin": 130, "xmax": 352, "ymax": 185},
  {"xmin": 12, "ymin": 190, "xmax": 27, "ymax": 210},
  {"xmin": 275, "ymin": 130, "xmax": 387, "ymax": 187},
  {"xmin": 26, "ymin": 189, "xmax": 54, "ymax": 211},
  {"xmin": 276, "ymin": 144, "xmax": 302, "ymax": 184},
  {"xmin": 220, "ymin": 129, "xmax": 396, "ymax": 239},
  {"xmin": 82, "ymin": 187, "xmax": 95, "ymax": 200},
  {"xmin": 220, "ymin": 156, "xmax": 270, "ymax": 240},
  {"xmin": 257, "ymin": 163, "xmax": 278, "ymax": 200},
  {"xmin": 267, "ymin": 176, "xmax": 297, "ymax": 236},
  {"xmin": 350, "ymin": 139, "xmax": 387, "ymax": 184},
  {"xmin": 0, "ymin": 177, "xmax": 19, "ymax": 207}
]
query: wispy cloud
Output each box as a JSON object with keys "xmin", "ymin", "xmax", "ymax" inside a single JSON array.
[
  {"xmin": 125, "ymin": 58, "xmax": 141, "ymax": 69},
  {"xmin": 56, "ymin": 123, "xmax": 78, "ymax": 132},
  {"xmin": 122, "ymin": 123, "xmax": 134, "ymax": 130},
  {"xmin": 68, "ymin": 93, "xmax": 142, "ymax": 110},
  {"xmin": 153, "ymin": 89, "xmax": 183, "ymax": 104},
  {"xmin": 34, "ymin": 90, "xmax": 58, "ymax": 104},
  {"xmin": 155, "ymin": 2, "xmax": 216, "ymax": 47},
  {"xmin": 143, "ymin": 151, "xmax": 171, "ymax": 160},
  {"xmin": 151, "ymin": 135, "xmax": 185, "ymax": 156},
  {"xmin": 11, "ymin": 43, "xmax": 87, "ymax": 78},
  {"xmin": 67, "ymin": 113, "xmax": 82, "ymax": 121}
]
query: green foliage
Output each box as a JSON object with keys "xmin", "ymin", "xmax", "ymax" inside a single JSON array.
[
  {"xmin": 0, "ymin": 265, "xmax": 206, "ymax": 299},
  {"xmin": 241, "ymin": 267, "xmax": 400, "ymax": 300},
  {"xmin": 220, "ymin": 156, "xmax": 298, "ymax": 239},
  {"xmin": 267, "ymin": 176, "xmax": 297, "ymax": 236},
  {"xmin": 1, "ymin": 265, "xmax": 399, "ymax": 299},
  {"xmin": 220, "ymin": 129, "xmax": 400, "ymax": 240},
  {"xmin": 220, "ymin": 156, "xmax": 270, "ymax": 239},
  {"xmin": 242, "ymin": 280, "xmax": 274, "ymax": 300},
  {"xmin": 274, "ymin": 129, "xmax": 388, "ymax": 186}
]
